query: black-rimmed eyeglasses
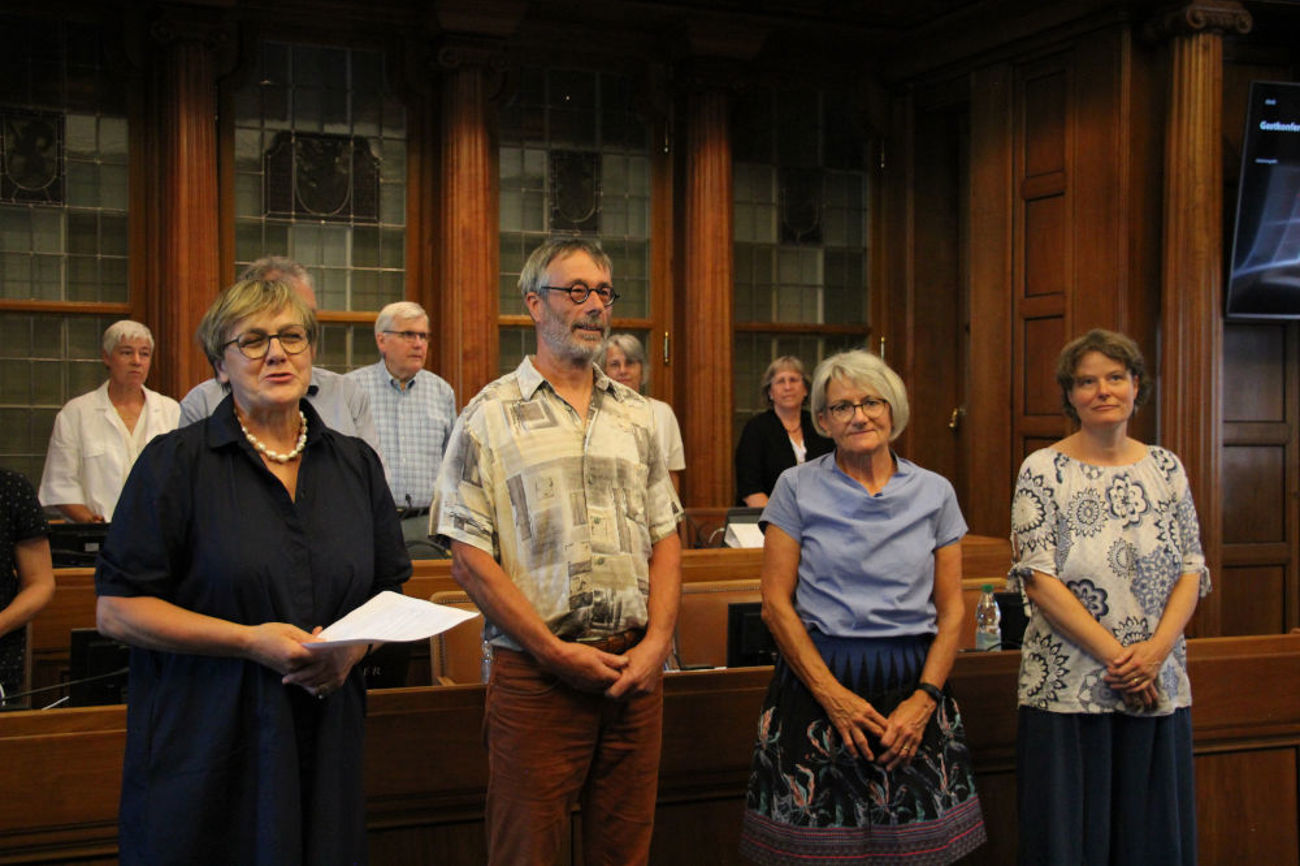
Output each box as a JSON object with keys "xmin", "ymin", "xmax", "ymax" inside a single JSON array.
[
  {"xmin": 536, "ymin": 283, "xmax": 620, "ymax": 307},
  {"xmin": 221, "ymin": 327, "xmax": 312, "ymax": 360},
  {"xmin": 825, "ymin": 397, "xmax": 889, "ymax": 423}
]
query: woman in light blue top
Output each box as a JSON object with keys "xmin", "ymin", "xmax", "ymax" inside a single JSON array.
[
  {"xmin": 740, "ymin": 350, "xmax": 985, "ymax": 866},
  {"xmin": 1009, "ymin": 329, "xmax": 1208, "ymax": 865}
]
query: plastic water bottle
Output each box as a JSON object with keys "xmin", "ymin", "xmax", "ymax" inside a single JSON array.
[{"xmin": 975, "ymin": 584, "xmax": 1001, "ymax": 651}]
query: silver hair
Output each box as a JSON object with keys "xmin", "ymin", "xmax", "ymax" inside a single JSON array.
[
  {"xmin": 809, "ymin": 349, "xmax": 910, "ymax": 440},
  {"xmin": 517, "ymin": 237, "xmax": 613, "ymax": 301},
  {"xmin": 101, "ymin": 320, "xmax": 154, "ymax": 355},
  {"xmin": 375, "ymin": 301, "xmax": 428, "ymax": 336},
  {"xmin": 602, "ymin": 333, "xmax": 648, "ymax": 386},
  {"xmin": 239, "ymin": 256, "xmax": 313, "ymax": 289}
]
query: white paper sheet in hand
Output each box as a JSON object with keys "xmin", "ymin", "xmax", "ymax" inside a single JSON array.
[{"xmin": 306, "ymin": 591, "xmax": 480, "ymax": 648}]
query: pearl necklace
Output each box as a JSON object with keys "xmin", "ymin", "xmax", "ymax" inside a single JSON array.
[{"xmin": 240, "ymin": 410, "xmax": 308, "ymax": 463}]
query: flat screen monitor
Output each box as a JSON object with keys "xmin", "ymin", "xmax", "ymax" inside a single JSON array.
[
  {"xmin": 68, "ymin": 628, "xmax": 129, "ymax": 706},
  {"xmin": 1227, "ymin": 80, "xmax": 1300, "ymax": 319},
  {"xmin": 48, "ymin": 521, "xmax": 110, "ymax": 568},
  {"xmin": 726, "ymin": 601, "xmax": 778, "ymax": 668}
]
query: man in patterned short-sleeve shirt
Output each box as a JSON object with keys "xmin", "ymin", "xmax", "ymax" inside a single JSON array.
[{"xmin": 432, "ymin": 237, "xmax": 682, "ymax": 866}]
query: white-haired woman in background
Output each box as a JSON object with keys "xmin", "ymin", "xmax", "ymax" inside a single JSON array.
[
  {"xmin": 740, "ymin": 349, "xmax": 984, "ymax": 865},
  {"xmin": 603, "ymin": 333, "xmax": 685, "ymax": 491},
  {"xmin": 39, "ymin": 320, "xmax": 180, "ymax": 522}
]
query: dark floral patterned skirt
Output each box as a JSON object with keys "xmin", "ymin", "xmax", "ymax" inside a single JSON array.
[{"xmin": 740, "ymin": 633, "xmax": 985, "ymax": 865}]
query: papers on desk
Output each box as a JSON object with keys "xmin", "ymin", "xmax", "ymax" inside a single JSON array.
[
  {"xmin": 724, "ymin": 522, "xmax": 765, "ymax": 548},
  {"xmin": 306, "ymin": 591, "xmax": 479, "ymax": 649}
]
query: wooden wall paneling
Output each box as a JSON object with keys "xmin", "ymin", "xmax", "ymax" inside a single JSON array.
[
  {"xmin": 1121, "ymin": 30, "xmax": 1166, "ymax": 447},
  {"xmin": 1218, "ymin": 565, "xmax": 1286, "ymax": 635},
  {"xmin": 1223, "ymin": 324, "xmax": 1286, "ymax": 422},
  {"xmin": 148, "ymin": 10, "xmax": 231, "ymax": 399},
  {"xmin": 966, "ymin": 63, "xmax": 1015, "ymax": 538},
  {"xmin": 1221, "ymin": 322, "xmax": 1297, "ymax": 633},
  {"xmin": 908, "ymin": 97, "xmax": 967, "ymax": 494},
  {"xmin": 882, "ymin": 89, "xmax": 914, "ymax": 456},
  {"xmin": 1070, "ymin": 28, "xmax": 1125, "ymax": 334},
  {"xmin": 435, "ymin": 37, "xmax": 504, "ymax": 406},
  {"xmin": 7, "ymin": 634, "xmax": 1299, "ymax": 865},
  {"xmin": 1196, "ymin": 748, "xmax": 1300, "ymax": 865},
  {"xmin": 1154, "ymin": 2, "xmax": 1255, "ymax": 636},
  {"xmin": 681, "ymin": 78, "xmax": 734, "ymax": 508},
  {"xmin": 1013, "ymin": 55, "xmax": 1072, "ymax": 500},
  {"xmin": 1222, "ymin": 445, "xmax": 1285, "ymax": 543}
]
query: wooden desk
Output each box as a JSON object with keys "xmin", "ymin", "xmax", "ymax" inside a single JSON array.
[{"xmin": 2, "ymin": 634, "xmax": 1297, "ymax": 865}]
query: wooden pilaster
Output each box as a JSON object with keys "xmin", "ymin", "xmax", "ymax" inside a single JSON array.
[
  {"xmin": 149, "ymin": 11, "xmax": 230, "ymax": 396},
  {"xmin": 435, "ymin": 37, "xmax": 506, "ymax": 404},
  {"xmin": 681, "ymin": 81, "xmax": 735, "ymax": 508},
  {"xmin": 1152, "ymin": 0, "xmax": 1251, "ymax": 635}
]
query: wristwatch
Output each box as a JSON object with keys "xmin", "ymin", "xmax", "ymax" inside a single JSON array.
[{"xmin": 916, "ymin": 681, "xmax": 944, "ymax": 705}]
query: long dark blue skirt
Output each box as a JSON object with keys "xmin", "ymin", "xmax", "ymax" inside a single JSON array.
[
  {"xmin": 741, "ymin": 633, "xmax": 986, "ymax": 865},
  {"xmin": 1017, "ymin": 706, "xmax": 1197, "ymax": 866}
]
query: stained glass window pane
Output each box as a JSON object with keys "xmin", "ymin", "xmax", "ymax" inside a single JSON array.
[
  {"xmin": 732, "ymin": 88, "xmax": 872, "ymax": 422},
  {"xmin": 232, "ymin": 41, "xmax": 407, "ymax": 371},
  {"xmin": 498, "ymin": 68, "xmax": 652, "ymax": 324},
  {"xmin": 0, "ymin": 17, "xmax": 131, "ymax": 483}
]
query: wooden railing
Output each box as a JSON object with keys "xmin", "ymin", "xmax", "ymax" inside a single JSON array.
[{"xmin": 1, "ymin": 634, "xmax": 1297, "ymax": 864}]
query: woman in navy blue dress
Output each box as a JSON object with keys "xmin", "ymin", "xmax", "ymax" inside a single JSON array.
[{"xmin": 96, "ymin": 279, "xmax": 410, "ymax": 865}]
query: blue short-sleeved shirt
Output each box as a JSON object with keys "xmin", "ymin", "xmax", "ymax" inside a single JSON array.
[{"xmin": 761, "ymin": 453, "xmax": 967, "ymax": 639}]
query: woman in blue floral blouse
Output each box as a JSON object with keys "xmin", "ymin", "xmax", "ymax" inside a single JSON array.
[
  {"xmin": 740, "ymin": 350, "xmax": 985, "ymax": 865},
  {"xmin": 1009, "ymin": 329, "xmax": 1209, "ymax": 865}
]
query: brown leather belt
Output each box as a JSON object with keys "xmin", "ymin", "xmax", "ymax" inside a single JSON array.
[{"xmin": 575, "ymin": 628, "xmax": 644, "ymax": 654}]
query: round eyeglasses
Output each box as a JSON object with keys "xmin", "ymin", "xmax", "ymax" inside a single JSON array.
[
  {"xmin": 825, "ymin": 397, "xmax": 889, "ymax": 423},
  {"xmin": 221, "ymin": 326, "xmax": 312, "ymax": 360},
  {"xmin": 536, "ymin": 283, "xmax": 620, "ymax": 307}
]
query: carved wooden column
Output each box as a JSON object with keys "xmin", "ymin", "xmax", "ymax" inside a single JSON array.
[
  {"xmin": 149, "ymin": 11, "xmax": 230, "ymax": 397},
  {"xmin": 682, "ymin": 75, "xmax": 735, "ymax": 508},
  {"xmin": 435, "ymin": 39, "xmax": 501, "ymax": 404},
  {"xmin": 432, "ymin": 0, "xmax": 523, "ymax": 404},
  {"xmin": 1152, "ymin": 1, "xmax": 1251, "ymax": 635}
]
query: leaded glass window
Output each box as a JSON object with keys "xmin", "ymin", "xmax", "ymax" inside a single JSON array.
[
  {"xmin": 232, "ymin": 41, "xmax": 405, "ymax": 371},
  {"xmin": 732, "ymin": 87, "xmax": 872, "ymax": 438},
  {"xmin": 498, "ymin": 67, "xmax": 652, "ymax": 374},
  {"xmin": 0, "ymin": 16, "xmax": 129, "ymax": 485}
]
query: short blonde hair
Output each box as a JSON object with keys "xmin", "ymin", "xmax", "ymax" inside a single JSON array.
[
  {"xmin": 196, "ymin": 279, "xmax": 317, "ymax": 375},
  {"xmin": 809, "ymin": 350, "xmax": 909, "ymax": 440}
]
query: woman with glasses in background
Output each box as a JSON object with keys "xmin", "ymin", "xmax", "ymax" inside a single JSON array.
[
  {"xmin": 740, "ymin": 349, "xmax": 985, "ymax": 865},
  {"xmin": 95, "ymin": 279, "xmax": 410, "ymax": 866}
]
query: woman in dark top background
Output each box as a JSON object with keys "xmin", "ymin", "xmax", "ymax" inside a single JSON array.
[
  {"xmin": 735, "ymin": 355, "xmax": 833, "ymax": 507},
  {"xmin": 0, "ymin": 470, "xmax": 53, "ymax": 706},
  {"xmin": 95, "ymin": 279, "xmax": 410, "ymax": 866}
]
